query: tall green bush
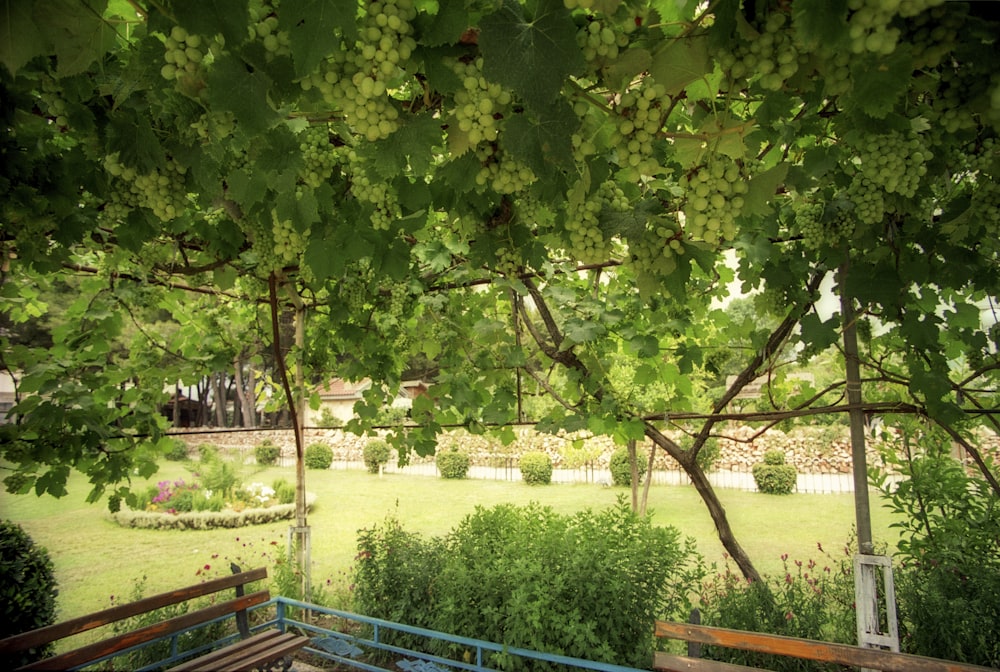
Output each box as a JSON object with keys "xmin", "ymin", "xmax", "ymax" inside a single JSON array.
[
  {"xmin": 519, "ymin": 451, "xmax": 552, "ymax": 485},
  {"xmin": 875, "ymin": 431, "xmax": 1000, "ymax": 667},
  {"xmin": 352, "ymin": 500, "xmax": 703, "ymax": 669},
  {"xmin": 304, "ymin": 442, "xmax": 334, "ymax": 470},
  {"xmin": 363, "ymin": 439, "xmax": 392, "ymax": 474},
  {"xmin": 436, "ymin": 448, "xmax": 470, "ymax": 479},
  {"xmin": 610, "ymin": 446, "xmax": 647, "ymax": 486},
  {"xmin": 0, "ymin": 521, "xmax": 59, "ymax": 667},
  {"xmin": 752, "ymin": 450, "xmax": 797, "ymax": 494}
]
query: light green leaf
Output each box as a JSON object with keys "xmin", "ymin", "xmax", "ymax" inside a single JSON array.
[
  {"xmin": 742, "ymin": 162, "xmax": 789, "ymax": 217},
  {"xmin": 650, "ymin": 36, "xmax": 710, "ymax": 96}
]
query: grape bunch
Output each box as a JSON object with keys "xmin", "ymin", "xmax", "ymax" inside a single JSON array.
[
  {"xmin": 576, "ymin": 16, "xmax": 629, "ymax": 66},
  {"xmin": 250, "ymin": 1, "xmax": 290, "ymax": 60},
  {"xmin": 190, "ymin": 111, "xmax": 236, "ymax": 141},
  {"xmin": 299, "ymin": 0, "xmax": 415, "ymax": 141},
  {"xmin": 793, "ymin": 199, "xmax": 855, "ymax": 250},
  {"xmin": 37, "ymin": 76, "xmax": 69, "ymax": 129},
  {"xmin": 719, "ymin": 12, "xmax": 800, "ymax": 92},
  {"xmin": 344, "ymin": 149, "xmax": 401, "ymax": 230},
  {"xmin": 161, "ymin": 25, "xmax": 211, "ymax": 81},
  {"xmin": 627, "ymin": 216, "xmax": 685, "ymax": 283},
  {"xmin": 450, "ymin": 57, "xmax": 512, "ymax": 147},
  {"xmin": 846, "ymin": 0, "xmax": 944, "ymax": 56},
  {"xmin": 680, "ymin": 158, "xmax": 748, "ymax": 245},
  {"xmin": 854, "ymin": 131, "xmax": 930, "ymax": 198},
  {"xmin": 103, "ymin": 153, "xmax": 188, "ymax": 222},
  {"xmin": 563, "ymin": 182, "xmax": 611, "ymax": 264},
  {"xmin": 298, "ymin": 124, "xmax": 340, "ymax": 188},
  {"xmin": 474, "ymin": 146, "xmax": 537, "ymax": 195},
  {"xmin": 846, "ymin": 174, "xmax": 885, "ymax": 226},
  {"xmin": 338, "ymin": 266, "xmax": 372, "ymax": 315},
  {"xmin": 270, "ymin": 209, "xmax": 310, "ymax": 269},
  {"xmin": 610, "ymin": 81, "xmax": 666, "ymax": 176}
]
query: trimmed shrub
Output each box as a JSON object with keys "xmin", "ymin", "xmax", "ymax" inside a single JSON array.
[
  {"xmin": 363, "ymin": 439, "xmax": 392, "ymax": 474},
  {"xmin": 163, "ymin": 438, "xmax": 189, "ymax": 461},
  {"xmin": 752, "ymin": 451, "xmax": 797, "ymax": 494},
  {"xmin": 254, "ymin": 440, "xmax": 281, "ymax": 466},
  {"xmin": 304, "ymin": 442, "xmax": 333, "ymax": 470},
  {"xmin": 519, "ymin": 451, "xmax": 552, "ymax": 485},
  {"xmin": 610, "ymin": 446, "xmax": 647, "ymax": 487},
  {"xmin": 1, "ymin": 521, "xmax": 59, "ymax": 667},
  {"xmin": 436, "ymin": 448, "xmax": 470, "ymax": 479}
]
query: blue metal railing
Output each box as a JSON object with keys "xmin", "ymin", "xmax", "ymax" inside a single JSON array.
[{"xmin": 89, "ymin": 597, "xmax": 652, "ymax": 672}]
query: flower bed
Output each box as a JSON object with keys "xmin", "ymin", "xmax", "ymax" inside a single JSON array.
[{"xmin": 112, "ymin": 493, "xmax": 316, "ymax": 530}]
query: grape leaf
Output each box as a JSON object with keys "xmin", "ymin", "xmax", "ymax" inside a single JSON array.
[
  {"xmin": 106, "ymin": 111, "xmax": 166, "ymax": 172},
  {"xmin": 35, "ymin": 0, "xmax": 115, "ymax": 77},
  {"xmin": 281, "ymin": 0, "xmax": 354, "ymax": 77},
  {"xmin": 479, "ymin": 0, "xmax": 584, "ymax": 111},
  {"xmin": 171, "ymin": 2, "xmax": 250, "ymax": 50},
  {"xmin": 650, "ymin": 35, "xmax": 710, "ymax": 96},
  {"xmin": 792, "ymin": 0, "xmax": 849, "ymax": 50},
  {"xmin": 204, "ymin": 55, "xmax": 279, "ymax": 136},
  {"xmin": 304, "ymin": 237, "xmax": 346, "ymax": 282},
  {"xmin": 502, "ymin": 100, "xmax": 578, "ymax": 174},
  {"xmin": 602, "ymin": 47, "xmax": 652, "ymax": 91},
  {"xmin": 846, "ymin": 50, "xmax": 912, "ymax": 120},
  {"xmin": 742, "ymin": 162, "xmax": 789, "ymax": 217},
  {"xmin": 0, "ymin": 1, "xmax": 46, "ymax": 76},
  {"xmin": 419, "ymin": 0, "xmax": 470, "ymax": 47}
]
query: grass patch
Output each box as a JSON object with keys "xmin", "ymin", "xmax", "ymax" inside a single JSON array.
[{"xmin": 0, "ymin": 463, "xmax": 898, "ymax": 623}]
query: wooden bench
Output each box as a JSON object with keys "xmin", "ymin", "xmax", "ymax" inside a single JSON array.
[
  {"xmin": 654, "ymin": 619, "xmax": 994, "ymax": 672},
  {"xmin": 0, "ymin": 565, "xmax": 310, "ymax": 672}
]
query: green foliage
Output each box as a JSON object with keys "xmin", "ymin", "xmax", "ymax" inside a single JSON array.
[
  {"xmin": 316, "ymin": 407, "xmax": 343, "ymax": 428},
  {"xmin": 199, "ymin": 458, "xmax": 239, "ymax": 497},
  {"xmin": 272, "ymin": 478, "xmax": 295, "ymax": 505},
  {"xmin": 0, "ymin": 521, "xmax": 59, "ymax": 667},
  {"xmin": 610, "ymin": 446, "xmax": 647, "ymax": 487},
  {"xmin": 874, "ymin": 430, "xmax": 1000, "ymax": 666},
  {"xmin": 197, "ymin": 444, "xmax": 220, "ymax": 464},
  {"xmin": 698, "ymin": 544, "xmax": 858, "ymax": 671},
  {"xmin": 163, "ymin": 438, "xmax": 189, "ymax": 461},
  {"xmin": 752, "ymin": 452, "xmax": 797, "ymax": 495},
  {"xmin": 254, "ymin": 440, "xmax": 281, "ymax": 466},
  {"xmin": 353, "ymin": 500, "xmax": 702, "ymax": 669},
  {"xmin": 363, "ymin": 439, "xmax": 392, "ymax": 474},
  {"xmin": 436, "ymin": 447, "xmax": 470, "ymax": 479},
  {"xmin": 519, "ymin": 451, "xmax": 553, "ymax": 485},
  {"xmin": 304, "ymin": 442, "xmax": 334, "ymax": 470}
]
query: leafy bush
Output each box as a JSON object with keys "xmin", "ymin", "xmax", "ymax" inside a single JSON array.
[
  {"xmin": 519, "ymin": 451, "xmax": 552, "ymax": 485},
  {"xmin": 698, "ymin": 544, "xmax": 857, "ymax": 671},
  {"xmin": 875, "ymin": 431, "xmax": 1000, "ymax": 667},
  {"xmin": 304, "ymin": 442, "xmax": 333, "ymax": 470},
  {"xmin": 610, "ymin": 446, "xmax": 647, "ymax": 486},
  {"xmin": 353, "ymin": 500, "xmax": 703, "ymax": 669},
  {"xmin": 163, "ymin": 438, "xmax": 189, "ymax": 461},
  {"xmin": 197, "ymin": 443, "xmax": 220, "ymax": 463},
  {"xmin": 254, "ymin": 440, "xmax": 281, "ymax": 466},
  {"xmin": 436, "ymin": 448, "xmax": 470, "ymax": 479},
  {"xmin": 200, "ymin": 458, "xmax": 239, "ymax": 497},
  {"xmin": 752, "ymin": 451, "xmax": 797, "ymax": 494},
  {"xmin": 363, "ymin": 439, "xmax": 392, "ymax": 474},
  {"xmin": 316, "ymin": 407, "xmax": 343, "ymax": 428},
  {"xmin": 0, "ymin": 521, "xmax": 59, "ymax": 667},
  {"xmin": 272, "ymin": 478, "xmax": 295, "ymax": 505}
]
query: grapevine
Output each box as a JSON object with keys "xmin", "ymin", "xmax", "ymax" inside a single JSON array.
[
  {"xmin": 298, "ymin": 124, "xmax": 341, "ymax": 188},
  {"xmin": 449, "ymin": 57, "xmax": 512, "ymax": 147},
  {"xmin": 475, "ymin": 146, "xmax": 536, "ymax": 195},
  {"xmin": 853, "ymin": 131, "xmax": 930, "ymax": 198},
  {"xmin": 680, "ymin": 158, "xmax": 748, "ymax": 246},
  {"xmin": 719, "ymin": 12, "xmax": 801, "ymax": 92},
  {"xmin": 609, "ymin": 81, "xmax": 666, "ymax": 177}
]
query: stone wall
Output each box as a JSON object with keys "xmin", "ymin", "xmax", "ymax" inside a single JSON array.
[{"xmin": 173, "ymin": 424, "xmax": 1000, "ymax": 474}]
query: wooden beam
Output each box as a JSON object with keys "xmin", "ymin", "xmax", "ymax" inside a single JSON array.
[{"xmin": 655, "ymin": 621, "xmax": 992, "ymax": 672}]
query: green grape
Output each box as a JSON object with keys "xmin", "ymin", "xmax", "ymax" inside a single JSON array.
[
  {"xmin": 719, "ymin": 12, "xmax": 801, "ymax": 92},
  {"xmin": 680, "ymin": 158, "xmax": 748, "ymax": 246},
  {"xmin": 270, "ymin": 208, "xmax": 310, "ymax": 268},
  {"xmin": 563, "ymin": 182, "xmax": 611, "ymax": 265},
  {"xmin": 103, "ymin": 153, "xmax": 188, "ymax": 222},
  {"xmin": 610, "ymin": 81, "xmax": 666, "ymax": 177},
  {"xmin": 845, "ymin": 0, "xmax": 944, "ymax": 56},
  {"xmin": 576, "ymin": 16, "xmax": 628, "ymax": 66},
  {"xmin": 344, "ymin": 149, "xmax": 401, "ymax": 230},
  {"xmin": 846, "ymin": 174, "xmax": 885, "ymax": 226},
  {"xmin": 854, "ymin": 131, "xmax": 930, "ymax": 198},
  {"xmin": 298, "ymin": 124, "xmax": 340, "ymax": 188},
  {"xmin": 474, "ymin": 146, "xmax": 536, "ymax": 195},
  {"xmin": 250, "ymin": 1, "xmax": 290, "ymax": 60},
  {"xmin": 450, "ymin": 57, "xmax": 512, "ymax": 147},
  {"xmin": 161, "ymin": 24, "xmax": 217, "ymax": 82},
  {"xmin": 793, "ymin": 198, "xmax": 855, "ymax": 250},
  {"xmin": 627, "ymin": 216, "xmax": 685, "ymax": 284}
]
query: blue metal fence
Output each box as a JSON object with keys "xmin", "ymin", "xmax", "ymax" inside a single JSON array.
[{"xmin": 107, "ymin": 597, "xmax": 651, "ymax": 672}]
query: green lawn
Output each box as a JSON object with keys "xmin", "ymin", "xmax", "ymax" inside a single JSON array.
[{"xmin": 1, "ymin": 462, "xmax": 900, "ymax": 624}]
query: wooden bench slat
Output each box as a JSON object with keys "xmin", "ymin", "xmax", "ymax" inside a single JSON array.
[
  {"xmin": 0, "ymin": 567, "xmax": 268, "ymax": 655},
  {"xmin": 168, "ymin": 629, "xmax": 310, "ymax": 672},
  {"xmin": 655, "ymin": 621, "xmax": 994, "ymax": 672},
  {"xmin": 17, "ymin": 591, "xmax": 271, "ymax": 672},
  {"xmin": 654, "ymin": 651, "xmax": 761, "ymax": 672}
]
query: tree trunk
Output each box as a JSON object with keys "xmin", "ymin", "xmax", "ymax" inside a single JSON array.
[
  {"xmin": 628, "ymin": 438, "xmax": 639, "ymax": 511},
  {"xmin": 213, "ymin": 372, "xmax": 227, "ymax": 427},
  {"xmin": 647, "ymin": 425, "xmax": 763, "ymax": 584},
  {"xmin": 639, "ymin": 445, "xmax": 655, "ymax": 517}
]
